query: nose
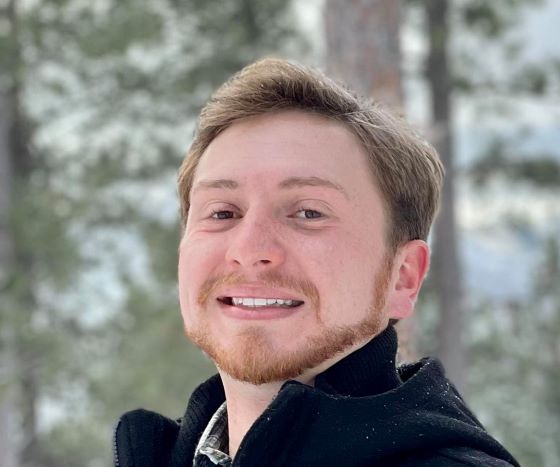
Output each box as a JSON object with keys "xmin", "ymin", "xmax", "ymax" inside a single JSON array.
[{"xmin": 225, "ymin": 213, "xmax": 286, "ymax": 269}]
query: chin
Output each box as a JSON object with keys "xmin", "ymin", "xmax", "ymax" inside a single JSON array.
[{"xmin": 186, "ymin": 314, "xmax": 384, "ymax": 385}]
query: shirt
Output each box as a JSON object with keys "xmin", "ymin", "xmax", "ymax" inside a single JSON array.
[{"xmin": 193, "ymin": 402, "xmax": 232, "ymax": 466}]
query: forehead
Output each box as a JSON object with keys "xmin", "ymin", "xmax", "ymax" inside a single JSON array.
[{"xmin": 192, "ymin": 111, "xmax": 378, "ymax": 200}]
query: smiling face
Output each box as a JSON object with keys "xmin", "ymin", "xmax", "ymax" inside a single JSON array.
[{"xmin": 178, "ymin": 111, "xmax": 424, "ymax": 385}]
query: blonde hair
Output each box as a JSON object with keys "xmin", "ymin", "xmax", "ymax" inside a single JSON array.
[{"xmin": 178, "ymin": 58, "xmax": 444, "ymax": 251}]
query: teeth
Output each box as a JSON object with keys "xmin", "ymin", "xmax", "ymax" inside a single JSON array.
[{"xmin": 230, "ymin": 297, "xmax": 298, "ymax": 308}]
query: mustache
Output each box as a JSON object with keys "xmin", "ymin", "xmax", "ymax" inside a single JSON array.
[{"xmin": 197, "ymin": 270, "xmax": 320, "ymax": 311}]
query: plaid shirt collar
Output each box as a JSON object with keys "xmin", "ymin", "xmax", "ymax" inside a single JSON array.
[{"xmin": 194, "ymin": 402, "xmax": 232, "ymax": 466}]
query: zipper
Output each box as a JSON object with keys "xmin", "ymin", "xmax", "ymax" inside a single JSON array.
[{"xmin": 112, "ymin": 418, "xmax": 121, "ymax": 466}]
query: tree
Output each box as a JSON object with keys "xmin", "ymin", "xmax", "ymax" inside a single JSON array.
[
  {"xmin": 468, "ymin": 234, "xmax": 560, "ymax": 466},
  {"xmin": 422, "ymin": 0, "xmax": 466, "ymax": 390},
  {"xmin": 0, "ymin": 1, "xmax": 20, "ymax": 460},
  {"xmin": 413, "ymin": 0, "xmax": 559, "ymax": 461},
  {"xmin": 324, "ymin": 0, "xmax": 403, "ymax": 107},
  {"xmin": 1, "ymin": 1, "xmax": 85, "ymax": 464}
]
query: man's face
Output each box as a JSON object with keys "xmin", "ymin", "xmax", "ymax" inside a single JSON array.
[{"xmin": 178, "ymin": 111, "xmax": 400, "ymax": 385}]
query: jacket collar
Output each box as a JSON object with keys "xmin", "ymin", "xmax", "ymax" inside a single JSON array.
[
  {"xmin": 314, "ymin": 324, "xmax": 401, "ymax": 396},
  {"xmin": 171, "ymin": 325, "xmax": 400, "ymax": 465}
]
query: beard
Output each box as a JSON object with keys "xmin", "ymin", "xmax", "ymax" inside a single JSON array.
[{"xmin": 185, "ymin": 256, "xmax": 393, "ymax": 385}]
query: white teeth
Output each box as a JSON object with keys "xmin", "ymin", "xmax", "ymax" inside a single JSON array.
[{"xmin": 229, "ymin": 297, "xmax": 298, "ymax": 308}]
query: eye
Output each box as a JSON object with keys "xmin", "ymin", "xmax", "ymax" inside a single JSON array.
[
  {"xmin": 210, "ymin": 210, "xmax": 238, "ymax": 220},
  {"xmin": 294, "ymin": 208, "xmax": 324, "ymax": 220}
]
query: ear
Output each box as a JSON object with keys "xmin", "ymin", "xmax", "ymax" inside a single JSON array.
[{"xmin": 385, "ymin": 240, "xmax": 430, "ymax": 320}]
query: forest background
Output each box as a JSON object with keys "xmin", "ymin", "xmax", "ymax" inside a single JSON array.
[{"xmin": 1, "ymin": 0, "xmax": 559, "ymax": 466}]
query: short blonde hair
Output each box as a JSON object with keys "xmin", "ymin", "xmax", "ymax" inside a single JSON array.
[{"xmin": 178, "ymin": 58, "xmax": 444, "ymax": 251}]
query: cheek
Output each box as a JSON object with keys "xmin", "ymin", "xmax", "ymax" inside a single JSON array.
[
  {"xmin": 315, "ymin": 230, "xmax": 383, "ymax": 321},
  {"xmin": 177, "ymin": 237, "xmax": 221, "ymax": 320},
  {"xmin": 318, "ymin": 228, "xmax": 378, "ymax": 278}
]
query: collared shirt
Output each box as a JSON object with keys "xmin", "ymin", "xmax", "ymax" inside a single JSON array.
[{"xmin": 193, "ymin": 402, "xmax": 232, "ymax": 466}]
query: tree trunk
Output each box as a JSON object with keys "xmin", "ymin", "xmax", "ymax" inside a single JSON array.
[
  {"xmin": 1, "ymin": 0, "xmax": 41, "ymax": 464},
  {"xmin": 324, "ymin": 0, "xmax": 419, "ymax": 360},
  {"xmin": 324, "ymin": 0, "xmax": 403, "ymax": 108},
  {"xmin": 1, "ymin": 2, "xmax": 21, "ymax": 465},
  {"xmin": 0, "ymin": 91, "xmax": 20, "ymax": 467},
  {"xmin": 425, "ymin": 0, "xmax": 466, "ymax": 390}
]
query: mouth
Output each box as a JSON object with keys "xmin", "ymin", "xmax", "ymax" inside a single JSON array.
[{"xmin": 217, "ymin": 296, "xmax": 305, "ymax": 309}]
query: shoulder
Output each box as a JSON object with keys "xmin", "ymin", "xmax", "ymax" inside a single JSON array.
[
  {"xmin": 397, "ymin": 446, "xmax": 520, "ymax": 467},
  {"xmin": 112, "ymin": 375, "xmax": 226, "ymax": 466},
  {"xmin": 113, "ymin": 409, "xmax": 181, "ymax": 467}
]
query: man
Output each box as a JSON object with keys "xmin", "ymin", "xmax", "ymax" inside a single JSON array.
[{"xmin": 114, "ymin": 59, "xmax": 519, "ymax": 466}]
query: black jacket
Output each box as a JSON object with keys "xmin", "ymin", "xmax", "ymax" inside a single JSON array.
[{"xmin": 114, "ymin": 326, "xmax": 520, "ymax": 466}]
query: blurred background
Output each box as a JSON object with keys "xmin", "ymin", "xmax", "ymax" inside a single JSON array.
[{"xmin": 0, "ymin": 0, "xmax": 558, "ymax": 465}]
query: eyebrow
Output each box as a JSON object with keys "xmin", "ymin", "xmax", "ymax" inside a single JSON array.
[
  {"xmin": 193, "ymin": 179, "xmax": 239, "ymax": 193},
  {"xmin": 193, "ymin": 176, "xmax": 349, "ymax": 199},
  {"xmin": 278, "ymin": 176, "xmax": 349, "ymax": 199}
]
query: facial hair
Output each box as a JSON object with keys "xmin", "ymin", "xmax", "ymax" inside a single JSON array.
[{"xmin": 184, "ymin": 256, "xmax": 393, "ymax": 385}]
